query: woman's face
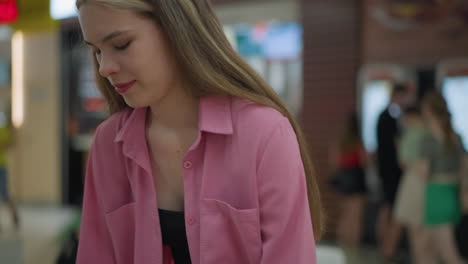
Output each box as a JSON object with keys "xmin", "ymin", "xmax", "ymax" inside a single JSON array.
[{"xmin": 78, "ymin": 4, "xmax": 181, "ymax": 108}]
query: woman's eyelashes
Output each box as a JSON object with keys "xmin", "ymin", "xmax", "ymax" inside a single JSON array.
[
  {"xmin": 115, "ymin": 41, "xmax": 132, "ymax": 51},
  {"xmin": 89, "ymin": 40, "xmax": 132, "ymax": 58}
]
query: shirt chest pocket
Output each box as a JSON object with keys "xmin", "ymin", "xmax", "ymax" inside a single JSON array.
[
  {"xmin": 105, "ymin": 202, "xmax": 136, "ymax": 264},
  {"xmin": 200, "ymin": 198, "xmax": 261, "ymax": 264}
]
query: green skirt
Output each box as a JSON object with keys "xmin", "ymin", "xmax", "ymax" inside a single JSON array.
[{"xmin": 424, "ymin": 183, "xmax": 461, "ymax": 226}]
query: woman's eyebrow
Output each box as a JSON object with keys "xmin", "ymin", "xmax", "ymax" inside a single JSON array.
[{"xmin": 84, "ymin": 30, "xmax": 132, "ymax": 46}]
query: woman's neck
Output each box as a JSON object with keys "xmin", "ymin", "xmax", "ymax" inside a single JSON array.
[{"xmin": 148, "ymin": 87, "xmax": 199, "ymax": 132}]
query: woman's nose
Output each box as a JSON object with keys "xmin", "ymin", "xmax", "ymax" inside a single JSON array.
[{"xmin": 98, "ymin": 54, "xmax": 120, "ymax": 78}]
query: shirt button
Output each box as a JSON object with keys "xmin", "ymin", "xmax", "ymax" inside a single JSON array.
[
  {"xmin": 187, "ymin": 217, "xmax": 196, "ymax": 226},
  {"xmin": 183, "ymin": 161, "xmax": 192, "ymax": 169}
]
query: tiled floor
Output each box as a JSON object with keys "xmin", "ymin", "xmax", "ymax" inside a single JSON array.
[
  {"xmin": 0, "ymin": 204, "xmax": 394, "ymax": 264},
  {"xmin": 317, "ymin": 244, "xmax": 405, "ymax": 264},
  {"xmin": 0, "ymin": 205, "xmax": 77, "ymax": 264}
]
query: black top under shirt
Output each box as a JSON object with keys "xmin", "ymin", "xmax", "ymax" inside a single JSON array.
[{"xmin": 158, "ymin": 209, "xmax": 192, "ymax": 264}]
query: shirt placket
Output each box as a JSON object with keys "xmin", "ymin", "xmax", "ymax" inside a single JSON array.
[{"xmin": 182, "ymin": 132, "xmax": 204, "ymax": 264}]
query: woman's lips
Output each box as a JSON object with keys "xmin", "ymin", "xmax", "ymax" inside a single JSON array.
[{"xmin": 113, "ymin": 80, "xmax": 136, "ymax": 94}]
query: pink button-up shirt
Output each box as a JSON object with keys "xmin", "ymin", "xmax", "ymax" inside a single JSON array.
[{"xmin": 76, "ymin": 96, "xmax": 317, "ymax": 264}]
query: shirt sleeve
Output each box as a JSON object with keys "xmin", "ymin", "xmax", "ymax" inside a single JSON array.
[
  {"xmin": 76, "ymin": 127, "xmax": 116, "ymax": 264},
  {"xmin": 257, "ymin": 118, "xmax": 317, "ymax": 264}
]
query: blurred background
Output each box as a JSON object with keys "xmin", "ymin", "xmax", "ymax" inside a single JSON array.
[{"xmin": 0, "ymin": 0, "xmax": 467, "ymax": 263}]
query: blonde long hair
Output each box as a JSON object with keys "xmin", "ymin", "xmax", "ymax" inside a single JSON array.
[
  {"xmin": 338, "ymin": 112, "xmax": 362, "ymax": 153},
  {"xmin": 423, "ymin": 91, "xmax": 457, "ymax": 152},
  {"xmin": 76, "ymin": 0, "xmax": 324, "ymax": 240}
]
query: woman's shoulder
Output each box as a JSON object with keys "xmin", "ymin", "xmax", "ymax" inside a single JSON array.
[
  {"xmin": 230, "ymin": 97, "xmax": 288, "ymax": 131},
  {"xmin": 226, "ymin": 97, "xmax": 297, "ymax": 150}
]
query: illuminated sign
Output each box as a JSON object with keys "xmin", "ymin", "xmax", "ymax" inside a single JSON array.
[{"xmin": 0, "ymin": 0, "xmax": 18, "ymax": 24}]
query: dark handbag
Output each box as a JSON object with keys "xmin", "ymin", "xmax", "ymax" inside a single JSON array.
[{"xmin": 329, "ymin": 167, "xmax": 366, "ymax": 194}]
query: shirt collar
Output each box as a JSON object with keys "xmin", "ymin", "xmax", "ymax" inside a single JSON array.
[
  {"xmin": 114, "ymin": 95, "xmax": 233, "ymax": 143},
  {"xmin": 198, "ymin": 95, "xmax": 233, "ymax": 135}
]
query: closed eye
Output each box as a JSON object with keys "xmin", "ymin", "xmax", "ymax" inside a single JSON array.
[{"xmin": 115, "ymin": 41, "xmax": 132, "ymax": 51}]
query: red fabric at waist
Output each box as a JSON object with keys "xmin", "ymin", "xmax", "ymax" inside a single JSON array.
[{"xmin": 338, "ymin": 150, "xmax": 361, "ymax": 168}]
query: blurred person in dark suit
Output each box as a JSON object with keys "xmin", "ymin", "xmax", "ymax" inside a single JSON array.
[{"xmin": 376, "ymin": 83, "xmax": 410, "ymax": 259}]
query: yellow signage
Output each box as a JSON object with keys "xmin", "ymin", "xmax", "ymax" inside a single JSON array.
[{"xmin": 11, "ymin": 0, "xmax": 58, "ymax": 32}]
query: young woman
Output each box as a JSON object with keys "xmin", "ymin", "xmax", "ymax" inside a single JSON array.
[
  {"xmin": 75, "ymin": 0, "xmax": 324, "ymax": 263},
  {"xmin": 418, "ymin": 91, "xmax": 467, "ymax": 264},
  {"xmin": 393, "ymin": 106, "xmax": 427, "ymax": 264},
  {"xmin": 329, "ymin": 112, "xmax": 367, "ymax": 247}
]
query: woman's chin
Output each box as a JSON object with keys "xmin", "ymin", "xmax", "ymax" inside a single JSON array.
[{"xmin": 122, "ymin": 98, "xmax": 147, "ymax": 109}]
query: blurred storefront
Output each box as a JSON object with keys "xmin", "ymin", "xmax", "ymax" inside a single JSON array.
[
  {"xmin": 359, "ymin": 0, "xmax": 468, "ymax": 154},
  {"xmin": 302, "ymin": 0, "xmax": 468, "ymax": 240},
  {"xmin": 1, "ymin": 0, "xmax": 62, "ymax": 204},
  {"xmin": 216, "ymin": 0, "xmax": 303, "ymax": 117}
]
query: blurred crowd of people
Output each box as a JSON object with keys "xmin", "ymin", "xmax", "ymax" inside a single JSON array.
[{"xmin": 330, "ymin": 84, "xmax": 468, "ymax": 264}]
